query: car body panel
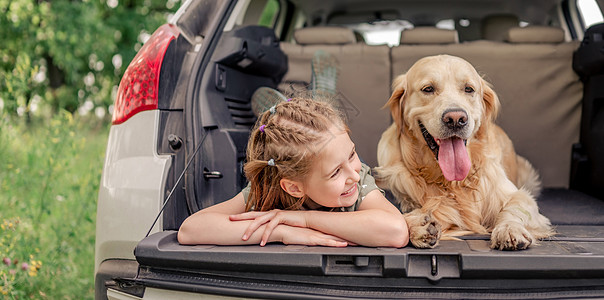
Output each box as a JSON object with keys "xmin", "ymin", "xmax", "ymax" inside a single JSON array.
[{"xmin": 95, "ymin": 111, "xmax": 171, "ymax": 273}]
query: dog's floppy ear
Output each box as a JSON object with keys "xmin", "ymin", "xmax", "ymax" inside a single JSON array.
[
  {"xmin": 481, "ymin": 78, "xmax": 500, "ymax": 122},
  {"xmin": 385, "ymin": 74, "xmax": 407, "ymax": 130}
]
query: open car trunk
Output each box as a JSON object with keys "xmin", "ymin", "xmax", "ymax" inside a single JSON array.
[{"xmin": 124, "ymin": 7, "xmax": 604, "ymax": 298}]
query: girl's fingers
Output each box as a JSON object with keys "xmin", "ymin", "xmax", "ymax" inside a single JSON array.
[
  {"xmin": 316, "ymin": 236, "xmax": 348, "ymax": 247},
  {"xmin": 328, "ymin": 240, "xmax": 348, "ymax": 247},
  {"xmin": 260, "ymin": 218, "xmax": 282, "ymax": 246},
  {"xmin": 241, "ymin": 211, "xmax": 276, "ymax": 241},
  {"xmin": 229, "ymin": 211, "xmax": 267, "ymax": 221},
  {"xmin": 316, "ymin": 233, "xmax": 349, "ymax": 247}
]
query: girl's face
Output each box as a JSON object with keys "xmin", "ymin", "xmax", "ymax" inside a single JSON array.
[{"xmin": 301, "ymin": 126, "xmax": 362, "ymax": 208}]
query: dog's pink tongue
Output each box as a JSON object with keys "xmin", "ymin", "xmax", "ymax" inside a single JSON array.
[{"xmin": 438, "ymin": 137, "xmax": 471, "ymax": 181}]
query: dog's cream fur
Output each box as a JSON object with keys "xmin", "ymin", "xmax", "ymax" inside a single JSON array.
[{"xmin": 375, "ymin": 55, "xmax": 553, "ymax": 250}]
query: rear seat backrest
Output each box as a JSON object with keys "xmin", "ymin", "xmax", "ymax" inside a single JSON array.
[
  {"xmin": 400, "ymin": 27, "xmax": 460, "ymax": 44},
  {"xmin": 505, "ymin": 25, "xmax": 566, "ymax": 43},
  {"xmin": 293, "ymin": 26, "xmax": 357, "ymax": 45},
  {"xmin": 390, "ymin": 26, "xmax": 582, "ymax": 188},
  {"xmin": 280, "ymin": 26, "xmax": 391, "ymax": 167},
  {"xmin": 481, "ymin": 14, "xmax": 519, "ymax": 41}
]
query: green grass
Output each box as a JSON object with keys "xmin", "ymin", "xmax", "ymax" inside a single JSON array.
[{"xmin": 0, "ymin": 112, "xmax": 108, "ymax": 299}]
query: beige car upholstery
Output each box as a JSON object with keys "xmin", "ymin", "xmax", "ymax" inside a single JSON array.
[
  {"xmin": 482, "ymin": 14, "xmax": 520, "ymax": 41},
  {"xmin": 280, "ymin": 26, "xmax": 392, "ymax": 167},
  {"xmin": 293, "ymin": 26, "xmax": 357, "ymax": 45},
  {"xmin": 400, "ymin": 27, "xmax": 460, "ymax": 44},
  {"xmin": 505, "ymin": 25, "xmax": 566, "ymax": 43}
]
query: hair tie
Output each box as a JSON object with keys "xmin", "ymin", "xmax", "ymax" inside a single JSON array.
[
  {"xmin": 259, "ymin": 124, "xmax": 266, "ymax": 133},
  {"xmin": 267, "ymin": 159, "xmax": 275, "ymax": 166},
  {"xmin": 286, "ymin": 98, "xmax": 292, "ymax": 102},
  {"xmin": 269, "ymin": 106, "xmax": 276, "ymax": 114}
]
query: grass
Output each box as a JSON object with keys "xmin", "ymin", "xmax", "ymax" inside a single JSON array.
[{"xmin": 0, "ymin": 112, "xmax": 108, "ymax": 299}]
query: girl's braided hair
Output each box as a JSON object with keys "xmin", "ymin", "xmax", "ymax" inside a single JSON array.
[{"xmin": 244, "ymin": 96, "xmax": 348, "ymax": 211}]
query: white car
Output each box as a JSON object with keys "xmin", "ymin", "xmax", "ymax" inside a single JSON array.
[{"xmin": 95, "ymin": 0, "xmax": 604, "ymax": 298}]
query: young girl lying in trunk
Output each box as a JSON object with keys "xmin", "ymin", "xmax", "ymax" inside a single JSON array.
[{"xmin": 178, "ymin": 96, "xmax": 408, "ymax": 248}]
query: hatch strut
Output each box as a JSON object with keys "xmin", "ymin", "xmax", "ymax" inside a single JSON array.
[{"xmin": 145, "ymin": 130, "xmax": 208, "ymax": 238}]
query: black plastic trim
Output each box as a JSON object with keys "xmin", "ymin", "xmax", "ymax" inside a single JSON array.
[
  {"xmin": 184, "ymin": 0, "xmax": 235, "ymax": 214},
  {"xmin": 562, "ymin": 0, "xmax": 578, "ymax": 40},
  {"xmin": 129, "ymin": 264, "xmax": 604, "ymax": 299},
  {"xmin": 95, "ymin": 259, "xmax": 140, "ymax": 300}
]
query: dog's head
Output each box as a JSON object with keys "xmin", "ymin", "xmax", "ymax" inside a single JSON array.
[{"xmin": 386, "ymin": 55, "xmax": 500, "ymax": 181}]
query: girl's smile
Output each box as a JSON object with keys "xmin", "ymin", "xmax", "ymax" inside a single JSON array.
[{"xmin": 341, "ymin": 184, "xmax": 357, "ymax": 197}]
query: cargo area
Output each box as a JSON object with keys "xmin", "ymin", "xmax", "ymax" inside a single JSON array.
[{"xmin": 128, "ymin": 19, "xmax": 604, "ymax": 298}]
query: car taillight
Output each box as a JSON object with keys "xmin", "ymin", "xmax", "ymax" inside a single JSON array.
[{"xmin": 112, "ymin": 24, "xmax": 179, "ymax": 125}]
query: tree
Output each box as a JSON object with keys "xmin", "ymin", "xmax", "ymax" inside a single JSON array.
[{"xmin": 0, "ymin": 0, "xmax": 179, "ymax": 121}]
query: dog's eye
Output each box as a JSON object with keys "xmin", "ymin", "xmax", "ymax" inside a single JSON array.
[
  {"xmin": 465, "ymin": 86, "xmax": 475, "ymax": 93},
  {"xmin": 422, "ymin": 86, "xmax": 434, "ymax": 93}
]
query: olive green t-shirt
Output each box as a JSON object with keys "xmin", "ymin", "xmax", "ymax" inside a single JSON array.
[{"xmin": 241, "ymin": 163, "xmax": 383, "ymax": 212}]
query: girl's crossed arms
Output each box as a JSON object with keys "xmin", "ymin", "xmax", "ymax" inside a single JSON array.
[{"xmin": 178, "ymin": 97, "xmax": 409, "ymax": 248}]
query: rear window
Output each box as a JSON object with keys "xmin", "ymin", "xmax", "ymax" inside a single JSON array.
[
  {"xmin": 349, "ymin": 20, "xmax": 413, "ymax": 46},
  {"xmin": 577, "ymin": 0, "xmax": 604, "ymax": 28}
]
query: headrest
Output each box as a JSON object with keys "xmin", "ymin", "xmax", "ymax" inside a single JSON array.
[
  {"xmin": 482, "ymin": 14, "xmax": 519, "ymax": 41},
  {"xmin": 293, "ymin": 26, "xmax": 357, "ymax": 45},
  {"xmin": 400, "ymin": 27, "xmax": 459, "ymax": 44},
  {"xmin": 506, "ymin": 26, "xmax": 565, "ymax": 43}
]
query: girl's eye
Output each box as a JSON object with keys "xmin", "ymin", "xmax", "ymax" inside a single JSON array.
[
  {"xmin": 465, "ymin": 86, "xmax": 475, "ymax": 93},
  {"xmin": 330, "ymin": 169, "xmax": 340, "ymax": 178},
  {"xmin": 349, "ymin": 150, "xmax": 356, "ymax": 160},
  {"xmin": 422, "ymin": 86, "xmax": 434, "ymax": 93}
]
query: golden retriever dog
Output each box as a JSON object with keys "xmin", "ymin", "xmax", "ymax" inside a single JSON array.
[{"xmin": 375, "ymin": 55, "xmax": 553, "ymax": 250}]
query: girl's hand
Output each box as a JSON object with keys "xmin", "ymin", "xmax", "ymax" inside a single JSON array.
[
  {"xmin": 276, "ymin": 225, "xmax": 348, "ymax": 247},
  {"xmin": 230, "ymin": 210, "xmax": 309, "ymax": 246}
]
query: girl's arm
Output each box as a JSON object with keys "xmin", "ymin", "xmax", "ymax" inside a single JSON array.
[
  {"xmin": 177, "ymin": 192, "xmax": 347, "ymax": 247},
  {"xmin": 232, "ymin": 190, "xmax": 409, "ymax": 248},
  {"xmin": 315, "ymin": 189, "xmax": 409, "ymax": 247}
]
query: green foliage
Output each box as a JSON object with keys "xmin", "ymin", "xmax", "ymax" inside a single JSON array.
[
  {"xmin": 258, "ymin": 0, "xmax": 279, "ymax": 27},
  {"xmin": 0, "ymin": 0, "xmax": 179, "ymax": 119},
  {"xmin": 0, "ymin": 112, "xmax": 108, "ymax": 298},
  {"xmin": 0, "ymin": 0, "xmax": 182, "ymax": 297}
]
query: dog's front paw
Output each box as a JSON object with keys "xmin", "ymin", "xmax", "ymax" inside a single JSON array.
[
  {"xmin": 490, "ymin": 222, "xmax": 533, "ymax": 250},
  {"xmin": 406, "ymin": 213, "xmax": 442, "ymax": 248}
]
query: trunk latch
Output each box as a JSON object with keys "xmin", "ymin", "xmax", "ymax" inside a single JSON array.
[{"xmin": 407, "ymin": 254, "xmax": 460, "ymax": 282}]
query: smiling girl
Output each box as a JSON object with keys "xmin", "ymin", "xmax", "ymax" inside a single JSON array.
[{"xmin": 177, "ymin": 97, "xmax": 409, "ymax": 248}]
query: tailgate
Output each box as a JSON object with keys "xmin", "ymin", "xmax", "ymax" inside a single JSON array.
[{"xmin": 126, "ymin": 226, "xmax": 604, "ymax": 299}]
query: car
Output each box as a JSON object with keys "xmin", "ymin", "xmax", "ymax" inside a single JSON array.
[{"xmin": 95, "ymin": 0, "xmax": 604, "ymax": 299}]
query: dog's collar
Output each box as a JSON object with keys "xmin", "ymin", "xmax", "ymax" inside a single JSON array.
[{"xmin": 419, "ymin": 121, "xmax": 439, "ymax": 158}]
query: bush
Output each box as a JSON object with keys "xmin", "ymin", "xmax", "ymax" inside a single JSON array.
[{"xmin": 0, "ymin": 112, "xmax": 108, "ymax": 298}]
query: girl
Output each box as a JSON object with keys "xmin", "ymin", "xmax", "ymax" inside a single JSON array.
[{"xmin": 178, "ymin": 97, "xmax": 409, "ymax": 248}]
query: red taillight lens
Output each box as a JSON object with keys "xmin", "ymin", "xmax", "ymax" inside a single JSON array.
[{"xmin": 112, "ymin": 24, "xmax": 179, "ymax": 125}]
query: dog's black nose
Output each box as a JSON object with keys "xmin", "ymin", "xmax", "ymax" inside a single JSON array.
[{"xmin": 442, "ymin": 109, "xmax": 468, "ymax": 130}]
